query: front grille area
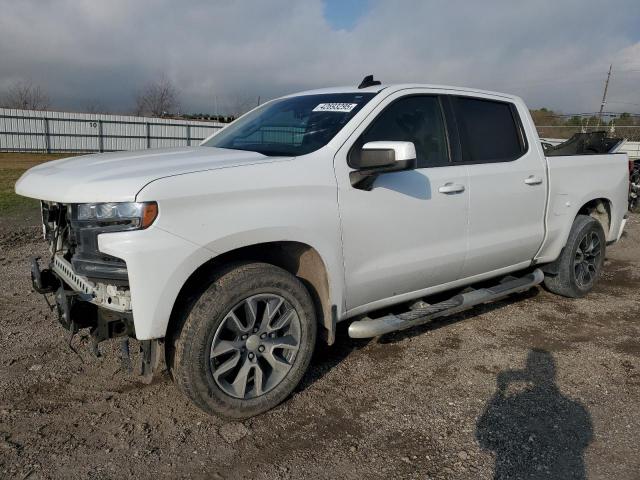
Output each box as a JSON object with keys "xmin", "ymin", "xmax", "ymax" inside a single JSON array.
[
  {"xmin": 41, "ymin": 201, "xmax": 129, "ymax": 284},
  {"xmin": 68, "ymin": 205, "xmax": 129, "ymax": 283}
]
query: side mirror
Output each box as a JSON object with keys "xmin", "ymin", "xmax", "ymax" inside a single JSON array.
[
  {"xmin": 357, "ymin": 141, "xmax": 417, "ymax": 172},
  {"xmin": 350, "ymin": 141, "xmax": 417, "ymax": 190}
]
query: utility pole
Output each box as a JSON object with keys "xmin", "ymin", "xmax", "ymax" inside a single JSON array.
[{"xmin": 598, "ymin": 64, "xmax": 612, "ymax": 124}]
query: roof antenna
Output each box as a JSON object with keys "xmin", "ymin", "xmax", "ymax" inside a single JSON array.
[{"xmin": 358, "ymin": 75, "xmax": 381, "ymax": 89}]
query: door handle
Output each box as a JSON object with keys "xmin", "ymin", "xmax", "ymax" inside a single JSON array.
[
  {"xmin": 524, "ymin": 175, "xmax": 543, "ymax": 185},
  {"xmin": 438, "ymin": 183, "xmax": 465, "ymax": 194}
]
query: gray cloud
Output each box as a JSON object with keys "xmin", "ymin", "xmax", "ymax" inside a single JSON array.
[{"xmin": 1, "ymin": 0, "xmax": 639, "ymax": 114}]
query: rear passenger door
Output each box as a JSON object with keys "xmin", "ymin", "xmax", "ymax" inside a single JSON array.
[{"xmin": 448, "ymin": 96, "xmax": 546, "ymax": 278}]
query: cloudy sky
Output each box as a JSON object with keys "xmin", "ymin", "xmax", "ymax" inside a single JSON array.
[{"xmin": 1, "ymin": 0, "xmax": 639, "ymax": 115}]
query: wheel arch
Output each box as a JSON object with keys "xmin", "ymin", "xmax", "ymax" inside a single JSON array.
[
  {"xmin": 577, "ymin": 197, "xmax": 612, "ymax": 237},
  {"xmin": 166, "ymin": 241, "xmax": 336, "ymax": 348},
  {"xmin": 540, "ymin": 199, "xmax": 611, "ymax": 275}
]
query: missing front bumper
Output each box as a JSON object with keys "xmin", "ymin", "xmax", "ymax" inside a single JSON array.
[
  {"xmin": 31, "ymin": 255, "xmax": 134, "ymax": 340},
  {"xmin": 51, "ymin": 254, "xmax": 131, "ymax": 312},
  {"xmin": 31, "ymin": 256, "xmax": 162, "ymax": 378}
]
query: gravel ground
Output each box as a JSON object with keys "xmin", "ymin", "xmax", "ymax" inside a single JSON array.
[{"xmin": 1, "ymin": 214, "xmax": 639, "ymax": 479}]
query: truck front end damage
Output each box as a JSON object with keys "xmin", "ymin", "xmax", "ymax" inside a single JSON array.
[{"xmin": 31, "ymin": 200, "xmax": 161, "ymax": 378}]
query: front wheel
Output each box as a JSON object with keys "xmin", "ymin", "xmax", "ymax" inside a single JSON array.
[
  {"xmin": 169, "ymin": 262, "xmax": 317, "ymax": 419},
  {"xmin": 543, "ymin": 215, "xmax": 606, "ymax": 298}
]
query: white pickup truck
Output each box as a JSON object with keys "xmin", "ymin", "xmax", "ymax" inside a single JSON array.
[{"xmin": 16, "ymin": 77, "xmax": 629, "ymax": 418}]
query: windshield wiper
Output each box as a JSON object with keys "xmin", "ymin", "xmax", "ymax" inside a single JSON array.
[
  {"xmin": 254, "ymin": 149, "xmax": 295, "ymax": 157},
  {"xmin": 218, "ymin": 145, "xmax": 294, "ymax": 157}
]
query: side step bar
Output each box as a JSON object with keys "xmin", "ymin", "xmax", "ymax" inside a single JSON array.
[{"xmin": 348, "ymin": 269, "xmax": 544, "ymax": 338}]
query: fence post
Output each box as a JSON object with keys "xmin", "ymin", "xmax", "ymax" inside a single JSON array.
[
  {"xmin": 43, "ymin": 118, "xmax": 51, "ymax": 154},
  {"xmin": 98, "ymin": 120, "xmax": 104, "ymax": 152},
  {"xmin": 145, "ymin": 122, "xmax": 151, "ymax": 149},
  {"xmin": 186, "ymin": 124, "xmax": 191, "ymax": 146}
]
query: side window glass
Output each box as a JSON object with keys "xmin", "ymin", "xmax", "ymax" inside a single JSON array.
[
  {"xmin": 356, "ymin": 96, "xmax": 450, "ymax": 168},
  {"xmin": 453, "ymin": 97, "xmax": 525, "ymax": 163}
]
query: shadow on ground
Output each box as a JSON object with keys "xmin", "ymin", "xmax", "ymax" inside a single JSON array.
[{"xmin": 476, "ymin": 349, "xmax": 593, "ymax": 479}]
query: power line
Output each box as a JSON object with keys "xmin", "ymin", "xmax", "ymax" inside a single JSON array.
[
  {"xmin": 536, "ymin": 125, "xmax": 640, "ymax": 127},
  {"xmin": 607, "ymin": 100, "xmax": 640, "ymax": 107},
  {"xmin": 500, "ymin": 68, "xmax": 640, "ymax": 91},
  {"xmin": 534, "ymin": 111, "xmax": 640, "ymax": 117},
  {"xmin": 503, "ymin": 77, "xmax": 606, "ymax": 90}
]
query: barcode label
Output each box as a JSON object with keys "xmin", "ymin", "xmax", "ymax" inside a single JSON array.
[{"xmin": 312, "ymin": 103, "xmax": 358, "ymax": 113}]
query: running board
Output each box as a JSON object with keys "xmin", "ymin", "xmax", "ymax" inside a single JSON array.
[{"xmin": 348, "ymin": 269, "xmax": 544, "ymax": 338}]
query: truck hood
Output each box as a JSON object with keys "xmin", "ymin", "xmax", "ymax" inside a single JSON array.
[{"xmin": 15, "ymin": 147, "xmax": 290, "ymax": 203}]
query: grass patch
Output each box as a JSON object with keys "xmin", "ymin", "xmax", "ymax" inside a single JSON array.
[{"xmin": 0, "ymin": 153, "xmax": 74, "ymax": 216}]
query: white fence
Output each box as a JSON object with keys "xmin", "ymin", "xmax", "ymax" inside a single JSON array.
[{"xmin": 0, "ymin": 108, "xmax": 224, "ymax": 153}]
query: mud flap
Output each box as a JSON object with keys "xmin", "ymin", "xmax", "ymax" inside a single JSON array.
[
  {"xmin": 31, "ymin": 256, "xmax": 60, "ymax": 294},
  {"xmin": 54, "ymin": 286, "xmax": 76, "ymax": 332},
  {"xmin": 140, "ymin": 339, "xmax": 162, "ymax": 383}
]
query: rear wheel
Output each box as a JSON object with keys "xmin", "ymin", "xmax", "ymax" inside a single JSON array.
[
  {"xmin": 170, "ymin": 262, "xmax": 317, "ymax": 419},
  {"xmin": 630, "ymin": 166, "xmax": 639, "ymax": 212},
  {"xmin": 543, "ymin": 215, "xmax": 605, "ymax": 298}
]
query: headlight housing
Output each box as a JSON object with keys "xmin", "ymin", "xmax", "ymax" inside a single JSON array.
[
  {"xmin": 66, "ymin": 202, "xmax": 157, "ymax": 282},
  {"xmin": 75, "ymin": 202, "xmax": 158, "ymax": 230}
]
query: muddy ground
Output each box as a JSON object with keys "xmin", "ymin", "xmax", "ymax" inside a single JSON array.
[{"xmin": 1, "ymin": 213, "xmax": 639, "ymax": 479}]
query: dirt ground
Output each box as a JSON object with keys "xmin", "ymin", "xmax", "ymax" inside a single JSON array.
[{"xmin": 1, "ymin": 206, "xmax": 639, "ymax": 479}]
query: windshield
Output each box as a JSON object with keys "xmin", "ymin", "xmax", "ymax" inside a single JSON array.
[{"xmin": 202, "ymin": 92, "xmax": 376, "ymax": 156}]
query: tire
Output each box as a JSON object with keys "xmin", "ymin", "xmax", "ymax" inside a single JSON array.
[
  {"xmin": 630, "ymin": 168, "xmax": 639, "ymax": 213},
  {"xmin": 169, "ymin": 262, "xmax": 317, "ymax": 419},
  {"xmin": 543, "ymin": 215, "xmax": 606, "ymax": 298}
]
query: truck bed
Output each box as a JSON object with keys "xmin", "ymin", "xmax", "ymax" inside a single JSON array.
[{"xmin": 536, "ymin": 153, "xmax": 629, "ymax": 263}]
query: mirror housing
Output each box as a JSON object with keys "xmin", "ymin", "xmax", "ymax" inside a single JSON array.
[
  {"xmin": 358, "ymin": 141, "xmax": 417, "ymax": 170},
  {"xmin": 350, "ymin": 141, "xmax": 417, "ymax": 189}
]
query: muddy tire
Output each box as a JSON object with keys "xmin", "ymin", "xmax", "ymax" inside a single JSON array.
[
  {"xmin": 543, "ymin": 215, "xmax": 606, "ymax": 298},
  {"xmin": 169, "ymin": 262, "xmax": 316, "ymax": 419}
]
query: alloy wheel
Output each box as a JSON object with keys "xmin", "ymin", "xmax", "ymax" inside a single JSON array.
[
  {"xmin": 573, "ymin": 231, "xmax": 602, "ymax": 288},
  {"xmin": 209, "ymin": 294, "xmax": 301, "ymax": 399}
]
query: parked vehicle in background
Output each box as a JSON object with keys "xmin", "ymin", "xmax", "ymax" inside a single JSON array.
[
  {"xmin": 543, "ymin": 131, "xmax": 624, "ymax": 156},
  {"xmin": 630, "ymin": 160, "xmax": 640, "ymax": 212},
  {"xmin": 15, "ymin": 77, "xmax": 629, "ymax": 418}
]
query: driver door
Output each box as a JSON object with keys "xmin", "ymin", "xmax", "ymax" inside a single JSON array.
[{"xmin": 335, "ymin": 92, "xmax": 469, "ymax": 313}]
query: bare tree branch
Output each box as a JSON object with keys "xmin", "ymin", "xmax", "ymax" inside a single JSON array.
[
  {"xmin": 134, "ymin": 76, "xmax": 181, "ymax": 117},
  {"xmin": 225, "ymin": 94, "xmax": 260, "ymax": 118},
  {"xmin": 84, "ymin": 100, "xmax": 108, "ymax": 114},
  {"xmin": 2, "ymin": 80, "xmax": 51, "ymax": 110}
]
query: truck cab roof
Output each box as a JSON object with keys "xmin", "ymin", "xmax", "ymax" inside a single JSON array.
[{"xmin": 286, "ymin": 83, "xmax": 518, "ymax": 102}]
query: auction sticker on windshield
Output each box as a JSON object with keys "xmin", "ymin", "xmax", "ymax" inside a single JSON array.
[{"xmin": 312, "ymin": 103, "xmax": 359, "ymax": 113}]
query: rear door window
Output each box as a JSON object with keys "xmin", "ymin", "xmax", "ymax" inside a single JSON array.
[{"xmin": 452, "ymin": 97, "xmax": 526, "ymax": 163}]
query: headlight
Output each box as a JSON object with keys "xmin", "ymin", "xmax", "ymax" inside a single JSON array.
[{"xmin": 75, "ymin": 202, "xmax": 158, "ymax": 230}]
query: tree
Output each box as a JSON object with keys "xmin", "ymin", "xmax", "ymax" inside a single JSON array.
[
  {"xmin": 226, "ymin": 94, "xmax": 260, "ymax": 118},
  {"xmin": 134, "ymin": 76, "xmax": 180, "ymax": 117},
  {"xmin": 2, "ymin": 80, "xmax": 50, "ymax": 110},
  {"xmin": 615, "ymin": 112, "xmax": 636, "ymax": 126},
  {"xmin": 565, "ymin": 115, "xmax": 584, "ymax": 127},
  {"xmin": 83, "ymin": 100, "xmax": 108, "ymax": 114},
  {"xmin": 529, "ymin": 108, "xmax": 561, "ymax": 127}
]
